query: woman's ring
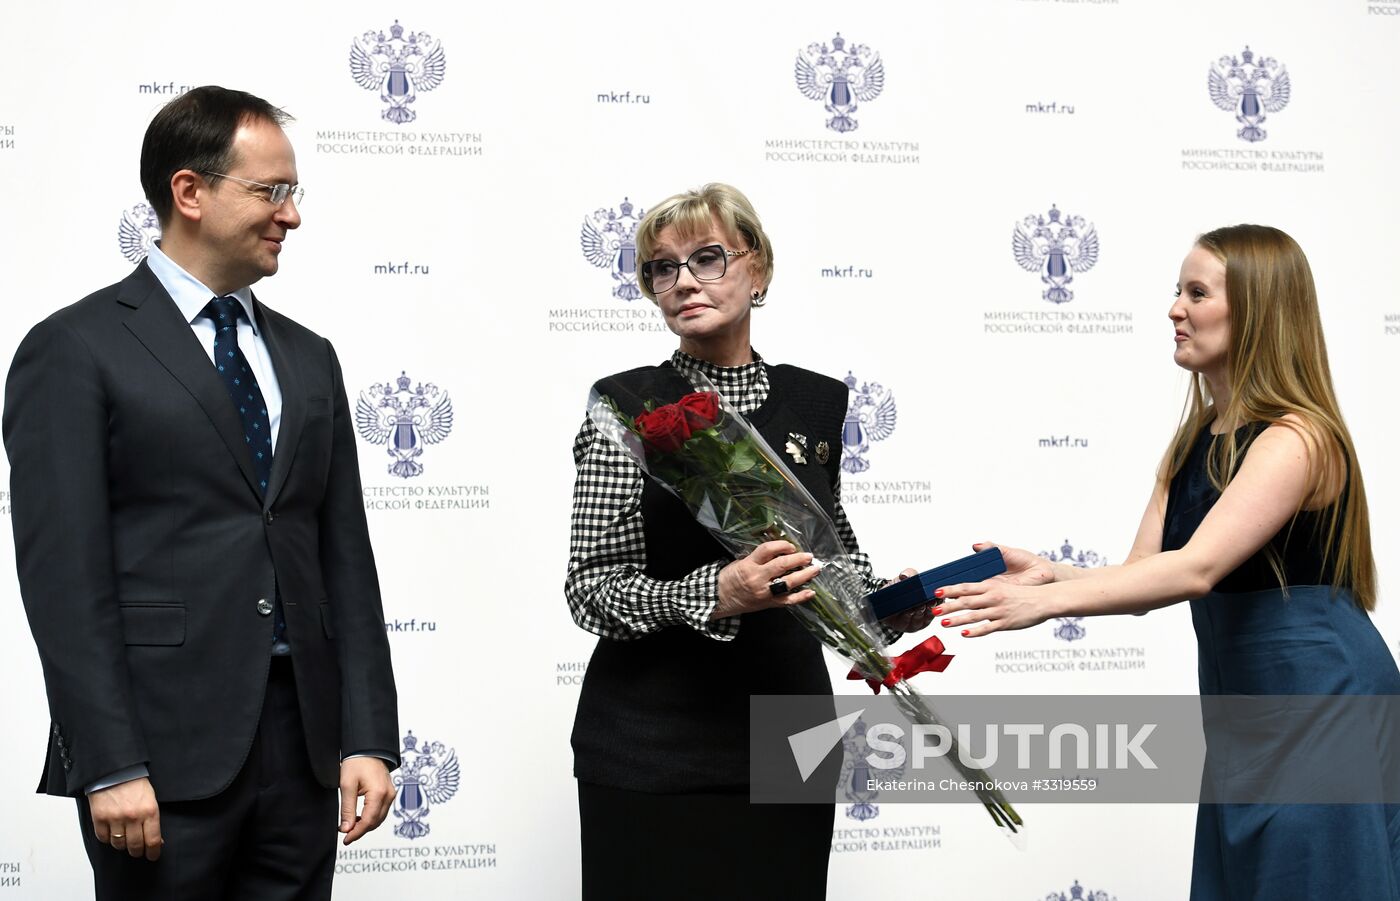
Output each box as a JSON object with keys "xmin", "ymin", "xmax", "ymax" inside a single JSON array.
[{"xmin": 769, "ymin": 577, "xmax": 790, "ymax": 596}]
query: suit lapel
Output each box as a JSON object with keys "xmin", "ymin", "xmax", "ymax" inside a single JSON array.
[
  {"xmin": 119, "ymin": 263, "xmax": 264, "ymax": 500},
  {"xmin": 257, "ymin": 301, "xmax": 305, "ymax": 508}
]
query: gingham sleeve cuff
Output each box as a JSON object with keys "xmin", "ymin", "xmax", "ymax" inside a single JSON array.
[
  {"xmin": 663, "ymin": 561, "xmax": 740, "ymax": 640},
  {"xmin": 875, "ymin": 620, "xmax": 905, "ymax": 646}
]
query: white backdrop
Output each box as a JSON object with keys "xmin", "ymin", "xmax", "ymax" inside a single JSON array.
[{"xmin": 2, "ymin": 1, "xmax": 1398, "ymax": 898}]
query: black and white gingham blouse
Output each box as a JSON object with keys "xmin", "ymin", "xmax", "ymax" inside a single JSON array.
[{"xmin": 565, "ymin": 349, "xmax": 887, "ymax": 642}]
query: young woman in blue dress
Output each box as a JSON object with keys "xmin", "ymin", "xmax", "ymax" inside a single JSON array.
[{"xmin": 934, "ymin": 224, "xmax": 1400, "ymax": 899}]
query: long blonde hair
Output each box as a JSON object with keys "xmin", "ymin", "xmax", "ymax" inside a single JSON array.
[{"xmin": 1158, "ymin": 225, "xmax": 1376, "ymax": 609}]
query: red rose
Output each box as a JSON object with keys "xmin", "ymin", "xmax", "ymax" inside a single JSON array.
[
  {"xmin": 676, "ymin": 391, "xmax": 720, "ymax": 430},
  {"xmin": 635, "ymin": 404, "xmax": 692, "ymax": 453}
]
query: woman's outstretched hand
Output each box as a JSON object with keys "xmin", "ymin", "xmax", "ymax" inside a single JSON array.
[
  {"xmin": 975, "ymin": 541, "xmax": 1055, "ymax": 587},
  {"xmin": 931, "ymin": 544, "xmax": 1059, "ymax": 637},
  {"xmin": 932, "ymin": 578, "xmax": 1058, "ymax": 638}
]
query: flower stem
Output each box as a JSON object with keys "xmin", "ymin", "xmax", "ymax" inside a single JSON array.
[{"xmin": 759, "ymin": 524, "xmax": 1023, "ymax": 835}]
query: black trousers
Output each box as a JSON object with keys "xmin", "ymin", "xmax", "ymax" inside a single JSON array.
[
  {"xmin": 578, "ymin": 781, "xmax": 834, "ymax": 901},
  {"xmin": 78, "ymin": 657, "xmax": 338, "ymax": 901}
]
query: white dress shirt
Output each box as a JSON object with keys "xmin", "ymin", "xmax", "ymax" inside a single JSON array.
[{"xmin": 144, "ymin": 242, "xmax": 284, "ymax": 447}]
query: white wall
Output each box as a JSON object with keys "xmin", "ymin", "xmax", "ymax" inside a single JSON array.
[{"xmin": 1, "ymin": 1, "xmax": 1397, "ymax": 897}]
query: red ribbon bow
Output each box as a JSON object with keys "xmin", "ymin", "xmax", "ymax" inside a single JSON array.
[{"xmin": 847, "ymin": 635, "xmax": 955, "ymax": 694}]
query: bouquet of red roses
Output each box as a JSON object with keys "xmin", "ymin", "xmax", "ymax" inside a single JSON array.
[{"xmin": 589, "ymin": 373, "xmax": 1024, "ymax": 838}]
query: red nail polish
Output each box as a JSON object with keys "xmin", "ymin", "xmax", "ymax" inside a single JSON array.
[
  {"xmin": 940, "ymin": 619, "xmax": 951, "ymax": 627},
  {"xmin": 934, "ymin": 588, "xmax": 945, "ymax": 599},
  {"xmin": 961, "ymin": 630, "xmax": 970, "ymax": 637},
  {"xmin": 931, "ymin": 607, "xmax": 943, "ymax": 616}
]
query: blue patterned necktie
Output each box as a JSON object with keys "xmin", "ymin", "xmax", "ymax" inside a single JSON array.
[
  {"xmin": 201, "ymin": 297, "xmax": 274, "ymax": 491},
  {"xmin": 200, "ymin": 295, "xmax": 284, "ymax": 644}
]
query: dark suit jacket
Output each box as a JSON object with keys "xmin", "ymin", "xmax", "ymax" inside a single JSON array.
[{"xmin": 3, "ymin": 261, "xmax": 399, "ymax": 801}]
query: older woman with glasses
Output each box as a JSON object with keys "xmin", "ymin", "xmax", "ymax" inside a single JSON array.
[{"xmin": 564, "ymin": 183, "xmax": 926, "ymax": 900}]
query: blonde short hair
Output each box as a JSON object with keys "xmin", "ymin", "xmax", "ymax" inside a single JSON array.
[{"xmin": 634, "ymin": 183, "xmax": 774, "ymax": 302}]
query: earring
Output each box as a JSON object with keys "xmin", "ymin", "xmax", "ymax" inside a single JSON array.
[{"xmin": 751, "ymin": 290, "xmax": 767, "ymax": 308}]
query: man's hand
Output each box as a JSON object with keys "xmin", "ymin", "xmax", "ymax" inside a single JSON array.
[
  {"xmin": 339, "ymin": 757, "xmax": 395, "ymax": 845},
  {"xmin": 89, "ymin": 777, "xmax": 162, "ymax": 861}
]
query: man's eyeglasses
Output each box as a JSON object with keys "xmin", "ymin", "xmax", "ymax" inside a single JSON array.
[
  {"xmin": 204, "ymin": 172, "xmax": 304, "ymax": 207},
  {"xmin": 640, "ymin": 244, "xmax": 751, "ymax": 294}
]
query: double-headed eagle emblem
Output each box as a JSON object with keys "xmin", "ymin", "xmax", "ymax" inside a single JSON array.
[
  {"xmin": 350, "ymin": 20, "xmax": 446, "ymax": 124},
  {"xmin": 355, "ymin": 372, "xmax": 454, "ymax": 479},
  {"xmin": 1040, "ymin": 540, "xmax": 1109, "ymax": 642},
  {"xmin": 1041, "ymin": 539, "xmax": 1107, "ymax": 571},
  {"xmin": 1044, "ymin": 881, "xmax": 1117, "ymax": 901},
  {"xmin": 1013, "ymin": 206, "xmax": 1099, "ymax": 304},
  {"xmin": 841, "ymin": 373, "xmax": 897, "ymax": 474},
  {"xmin": 392, "ymin": 732, "xmax": 460, "ymax": 840},
  {"xmin": 1208, "ymin": 46, "xmax": 1290, "ymax": 143},
  {"xmin": 795, "ymin": 33, "xmax": 884, "ymax": 133},
  {"xmin": 117, "ymin": 202, "xmax": 161, "ymax": 265},
  {"xmin": 840, "ymin": 717, "xmax": 903, "ymax": 822},
  {"xmin": 580, "ymin": 198, "xmax": 645, "ymax": 301}
]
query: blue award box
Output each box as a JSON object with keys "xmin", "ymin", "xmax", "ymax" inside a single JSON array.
[{"xmin": 864, "ymin": 547, "xmax": 1007, "ymax": 620}]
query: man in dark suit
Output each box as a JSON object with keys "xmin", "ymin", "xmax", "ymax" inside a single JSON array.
[{"xmin": 4, "ymin": 85, "xmax": 400, "ymax": 900}]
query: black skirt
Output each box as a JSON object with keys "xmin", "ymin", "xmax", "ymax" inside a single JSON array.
[{"xmin": 578, "ymin": 781, "xmax": 834, "ymax": 900}]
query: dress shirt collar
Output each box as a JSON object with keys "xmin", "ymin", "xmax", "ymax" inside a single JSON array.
[{"xmin": 144, "ymin": 242, "xmax": 259, "ymax": 333}]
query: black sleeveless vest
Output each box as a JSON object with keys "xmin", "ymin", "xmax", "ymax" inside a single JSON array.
[{"xmin": 572, "ymin": 362, "xmax": 848, "ymax": 792}]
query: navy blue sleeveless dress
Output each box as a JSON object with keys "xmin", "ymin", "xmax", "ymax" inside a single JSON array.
[{"xmin": 1162, "ymin": 424, "xmax": 1400, "ymax": 899}]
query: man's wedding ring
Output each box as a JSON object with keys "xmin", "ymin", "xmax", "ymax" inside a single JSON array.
[{"xmin": 769, "ymin": 578, "xmax": 790, "ymax": 596}]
